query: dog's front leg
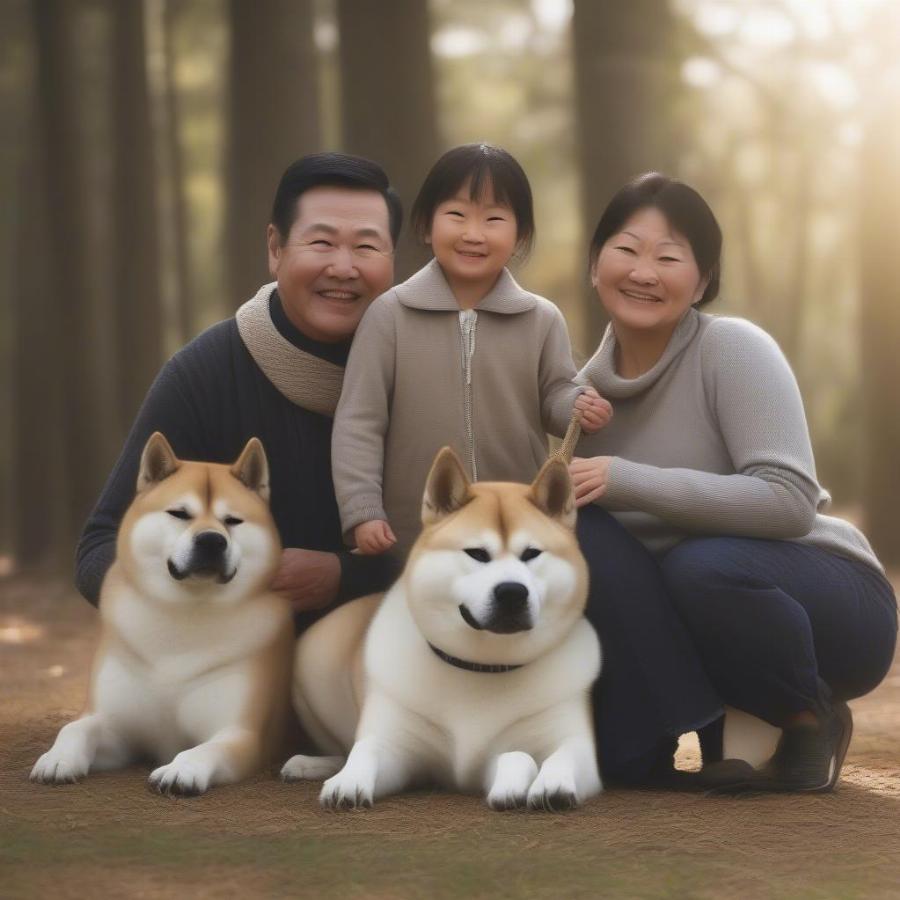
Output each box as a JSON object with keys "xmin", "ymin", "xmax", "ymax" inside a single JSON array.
[
  {"xmin": 485, "ymin": 751, "xmax": 539, "ymax": 810},
  {"xmin": 527, "ymin": 734, "xmax": 602, "ymax": 811},
  {"xmin": 319, "ymin": 694, "xmax": 416, "ymax": 809},
  {"xmin": 149, "ymin": 725, "xmax": 259, "ymax": 796},
  {"xmin": 31, "ymin": 713, "xmax": 128, "ymax": 784}
]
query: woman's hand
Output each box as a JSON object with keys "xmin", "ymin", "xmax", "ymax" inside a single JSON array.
[
  {"xmin": 354, "ymin": 519, "xmax": 397, "ymax": 555},
  {"xmin": 569, "ymin": 456, "xmax": 612, "ymax": 507},
  {"xmin": 574, "ymin": 388, "xmax": 613, "ymax": 434}
]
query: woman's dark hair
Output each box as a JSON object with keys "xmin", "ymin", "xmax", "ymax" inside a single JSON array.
[
  {"xmin": 271, "ymin": 152, "xmax": 403, "ymax": 245},
  {"xmin": 411, "ymin": 143, "xmax": 536, "ymax": 256},
  {"xmin": 588, "ymin": 172, "xmax": 722, "ymax": 305}
]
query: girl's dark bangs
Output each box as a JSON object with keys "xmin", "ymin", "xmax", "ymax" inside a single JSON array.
[{"xmin": 466, "ymin": 158, "xmax": 512, "ymax": 207}]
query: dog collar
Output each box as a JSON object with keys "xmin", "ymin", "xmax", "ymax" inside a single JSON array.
[{"xmin": 427, "ymin": 643, "xmax": 523, "ymax": 674}]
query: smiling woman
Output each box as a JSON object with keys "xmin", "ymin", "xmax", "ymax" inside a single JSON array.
[{"xmin": 570, "ymin": 172, "xmax": 897, "ymax": 793}]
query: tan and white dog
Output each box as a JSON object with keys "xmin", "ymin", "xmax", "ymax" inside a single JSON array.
[
  {"xmin": 281, "ymin": 447, "xmax": 602, "ymax": 811},
  {"xmin": 31, "ymin": 433, "xmax": 294, "ymax": 795}
]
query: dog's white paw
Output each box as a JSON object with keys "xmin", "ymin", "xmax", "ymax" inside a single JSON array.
[
  {"xmin": 486, "ymin": 751, "xmax": 538, "ymax": 811},
  {"xmin": 527, "ymin": 759, "xmax": 579, "ymax": 812},
  {"xmin": 149, "ymin": 754, "xmax": 213, "ymax": 796},
  {"xmin": 30, "ymin": 748, "xmax": 91, "ymax": 784},
  {"xmin": 281, "ymin": 754, "xmax": 344, "ymax": 782},
  {"xmin": 319, "ymin": 769, "xmax": 375, "ymax": 810}
]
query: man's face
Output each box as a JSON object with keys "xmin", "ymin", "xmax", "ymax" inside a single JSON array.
[{"xmin": 267, "ymin": 186, "xmax": 394, "ymax": 343}]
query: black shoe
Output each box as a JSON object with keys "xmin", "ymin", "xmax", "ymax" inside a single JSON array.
[
  {"xmin": 711, "ymin": 702, "xmax": 853, "ymax": 795},
  {"xmin": 696, "ymin": 758, "xmax": 757, "ymax": 791}
]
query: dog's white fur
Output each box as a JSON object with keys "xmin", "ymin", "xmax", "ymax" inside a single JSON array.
[
  {"xmin": 31, "ymin": 433, "xmax": 293, "ymax": 795},
  {"xmin": 282, "ymin": 448, "xmax": 602, "ymax": 810}
]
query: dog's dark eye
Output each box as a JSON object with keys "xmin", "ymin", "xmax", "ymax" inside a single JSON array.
[
  {"xmin": 167, "ymin": 509, "xmax": 192, "ymax": 520},
  {"xmin": 224, "ymin": 515, "xmax": 244, "ymax": 527},
  {"xmin": 520, "ymin": 547, "xmax": 543, "ymax": 562},
  {"xmin": 464, "ymin": 548, "xmax": 491, "ymax": 563}
]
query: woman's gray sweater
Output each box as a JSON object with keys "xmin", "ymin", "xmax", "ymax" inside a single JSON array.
[{"xmin": 575, "ymin": 308, "xmax": 882, "ymax": 573}]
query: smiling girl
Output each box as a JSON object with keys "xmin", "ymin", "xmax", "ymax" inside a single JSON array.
[{"xmin": 332, "ymin": 143, "xmax": 609, "ymax": 556}]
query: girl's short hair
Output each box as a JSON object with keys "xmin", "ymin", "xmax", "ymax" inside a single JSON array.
[
  {"xmin": 588, "ymin": 172, "xmax": 722, "ymax": 306},
  {"xmin": 411, "ymin": 143, "xmax": 536, "ymax": 256}
]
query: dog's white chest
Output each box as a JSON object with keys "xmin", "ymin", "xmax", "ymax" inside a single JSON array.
[{"xmin": 364, "ymin": 596, "xmax": 599, "ymax": 792}]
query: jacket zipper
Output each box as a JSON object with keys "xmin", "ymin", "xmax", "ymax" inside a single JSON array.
[{"xmin": 458, "ymin": 310, "xmax": 478, "ymax": 481}]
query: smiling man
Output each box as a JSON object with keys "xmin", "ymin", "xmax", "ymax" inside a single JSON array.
[{"xmin": 76, "ymin": 154, "xmax": 402, "ymax": 616}]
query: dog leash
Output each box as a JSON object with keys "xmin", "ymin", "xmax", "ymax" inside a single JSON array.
[{"xmin": 551, "ymin": 409, "xmax": 582, "ymax": 465}]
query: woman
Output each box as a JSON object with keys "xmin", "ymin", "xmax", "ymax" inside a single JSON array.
[{"xmin": 572, "ymin": 172, "xmax": 897, "ymax": 791}]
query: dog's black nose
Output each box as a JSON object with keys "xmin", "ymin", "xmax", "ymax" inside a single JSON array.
[
  {"xmin": 492, "ymin": 581, "xmax": 529, "ymax": 609},
  {"xmin": 193, "ymin": 531, "xmax": 227, "ymax": 556},
  {"xmin": 486, "ymin": 581, "xmax": 532, "ymax": 633}
]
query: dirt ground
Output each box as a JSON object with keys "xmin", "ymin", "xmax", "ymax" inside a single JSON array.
[{"xmin": 2, "ymin": 575, "xmax": 899, "ymax": 900}]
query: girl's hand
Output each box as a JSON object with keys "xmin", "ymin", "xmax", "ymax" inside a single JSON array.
[
  {"xmin": 354, "ymin": 519, "xmax": 397, "ymax": 555},
  {"xmin": 569, "ymin": 456, "xmax": 612, "ymax": 507},
  {"xmin": 574, "ymin": 388, "xmax": 613, "ymax": 434}
]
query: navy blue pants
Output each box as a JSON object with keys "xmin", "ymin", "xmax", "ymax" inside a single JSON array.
[
  {"xmin": 576, "ymin": 507, "xmax": 897, "ymax": 782},
  {"xmin": 660, "ymin": 536, "xmax": 897, "ymax": 725}
]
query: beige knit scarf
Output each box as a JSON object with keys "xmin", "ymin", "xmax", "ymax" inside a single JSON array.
[{"xmin": 235, "ymin": 282, "xmax": 344, "ymax": 417}]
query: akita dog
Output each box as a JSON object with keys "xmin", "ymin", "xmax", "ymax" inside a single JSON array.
[
  {"xmin": 281, "ymin": 447, "xmax": 602, "ymax": 810},
  {"xmin": 31, "ymin": 433, "xmax": 294, "ymax": 795}
]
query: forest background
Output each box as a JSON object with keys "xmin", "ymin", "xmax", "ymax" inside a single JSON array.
[{"xmin": 1, "ymin": 0, "xmax": 900, "ymax": 578}]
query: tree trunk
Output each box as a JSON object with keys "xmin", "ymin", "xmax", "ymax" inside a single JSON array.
[
  {"xmin": 32, "ymin": 0, "xmax": 105, "ymax": 551},
  {"xmin": 10, "ymin": 70, "xmax": 67, "ymax": 568},
  {"xmin": 227, "ymin": 0, "xmax": 321, "ymax": 307},
  {"xmin": 335, "ymin": 0, "xmax": 438, "ymax": 279},
  {"xmin": 859, "ymin": 102, "xmax": 900, "ymax": 565},
  {"xmin": 572, "ymin": 0, "xmax": 682, "ymax": 346},
  {"xmin": 112, "ymin": 0, "xmax": 163, "ymax": 430}
]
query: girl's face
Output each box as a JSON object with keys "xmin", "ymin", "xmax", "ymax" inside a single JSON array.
[
  {"xmin": 427, "ymin": 181, "xmax": 518, "ymax": 296},
  {"xmin": 591, "ymin": 206, "xmax": 708, "ymax": 337}
]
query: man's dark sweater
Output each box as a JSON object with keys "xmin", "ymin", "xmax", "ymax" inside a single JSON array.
[{"xmin": 76, "ymin": 292, "xmax": 394, "ymax": 607}]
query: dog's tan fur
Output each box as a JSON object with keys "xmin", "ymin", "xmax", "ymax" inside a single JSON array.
[{"xmin": 32, "ymin": 433, "xmax": 293, "ymax": 795}]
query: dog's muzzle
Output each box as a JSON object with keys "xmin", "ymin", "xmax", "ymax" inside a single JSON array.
[
  {"xmin": 167, "ymin": 530, "xmax": 236, "ymax": 583},
  {"xmin": 460, "ymin": 581, "xmax": 533, "ymax": 634}
]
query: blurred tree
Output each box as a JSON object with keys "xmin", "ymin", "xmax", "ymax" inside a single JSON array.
[
  {"xmin": 860, "ymin": 89, "xmax": 900, "ymax": 565},
  {"xmin": 29, "ymin": 0, "xmax": 107, "ymax": 552},
  {"xmin": 227, "ymin": 0, "xmax": 321, "ymax": 306},
  {"xmin": 112, "ymin": 0, "xmax": 163, "ymax": 431},
  {"xmin": 572, "ymin": 0, "xmax": 683, "ymax": 346},
  {"xmin": 155, "ymin": 0, "xmax": 194, "ymax": 345},
  {"xmin": 336, "ymin": 0, "xmax": 438, "ymax": 278}
]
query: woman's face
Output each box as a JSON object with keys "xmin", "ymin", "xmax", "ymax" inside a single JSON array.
[{"xmin": 591, "ymin": 206, "xmax": 708, "ymax": 336}]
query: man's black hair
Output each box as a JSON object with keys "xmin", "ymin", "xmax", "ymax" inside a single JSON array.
[{"xmin": 271, "ymin": 152, "xmax": 403, "ymax": 245}]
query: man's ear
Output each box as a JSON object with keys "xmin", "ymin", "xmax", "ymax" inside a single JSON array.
[
  {"xmin": 230, "ymin": 437, "xmax": 270, "ymax": 501},
  {"xmin": 266, "ymin": 224, "xmax": 282, "ymax": 278},
  {"xmin": 528, "ymin": 457, "xmax": 576, "ymax": 530},
  {"xmin": 137, "ymin": 432, "xmax": 180, "ymax": 492},
  {"xmin": 422, "ymin": 447, "xmax": 471, "ymax": 525}
]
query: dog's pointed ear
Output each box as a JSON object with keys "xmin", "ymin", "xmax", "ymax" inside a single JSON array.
[
  {"xmin": 528, "ymin": 457, "xmax": 576, "ymax": 530},
  {"xmin": 230, "ymin": 437, "xmax": 270, "ymax": 501},
  {"xmin": 137, "ymin": 432, "xmax": 180, "ymax": 492},
  {"xmin": 422, "ymin": 447, "xmax": 471, "ymax": 525}
]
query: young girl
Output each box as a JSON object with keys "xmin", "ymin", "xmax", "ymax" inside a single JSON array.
[{"xmin": 332, "ymin": 143, "xmax": 609, "ymax": 556}]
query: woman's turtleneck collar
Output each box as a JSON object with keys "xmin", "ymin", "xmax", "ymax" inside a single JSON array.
[
  {"xmin": 581, "ymin": 307, "xmax": 702, "ymax": 399},
  {"xmin": 269, "ymin": 290, "xmax": 352, "ymax": 367}
]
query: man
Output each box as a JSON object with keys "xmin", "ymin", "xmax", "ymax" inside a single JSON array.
[{"xmin": 76, "ymin": 153, "xmax": 402, "ymax": 615}]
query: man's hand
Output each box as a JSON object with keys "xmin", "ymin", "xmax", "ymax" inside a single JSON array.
[
  {"xmin": 354, "ymin": 520, "xmax": 397, "ymax": 555},
  {"xmin": 574, "ymin": 388, "xmax": 613, "ymax": 434},
  {"xmin": 569, "ymin": 456, "xmax": 612, "ymax": 507},
  {"xmin": 271, "ymin": 548, "xmax": 341, "ymax": 613}
]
